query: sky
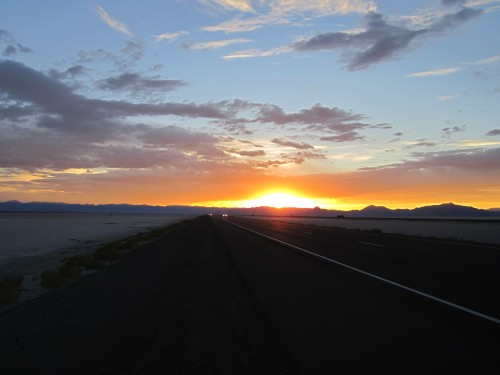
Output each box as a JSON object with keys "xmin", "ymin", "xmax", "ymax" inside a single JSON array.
[{"xmin": 0, "ymin": 0, "xmax": 499, "ymax": 210}]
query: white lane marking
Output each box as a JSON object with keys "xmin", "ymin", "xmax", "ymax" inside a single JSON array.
[
  {"xmin": 359, "ymin": 241, "xmax": 384, "ymax": 248},
  {"xmin": 303, "ymin": 231, "xmax": 313, "ymax": 235},
  {"xmin": 226, "ymin": 219, "xmax": 500, "ymax": 326}
]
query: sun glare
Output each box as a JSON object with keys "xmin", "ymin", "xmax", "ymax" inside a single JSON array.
[{"xmin": 241, "ymin": 192, "xmax": 317, "ymax": 209}]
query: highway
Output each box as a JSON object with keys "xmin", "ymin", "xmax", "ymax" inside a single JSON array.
[
  {"xmin": 212, "ymin": 215, "xmax": 500, "ymax": 374},
  {"xmin": 1, "ymin": 215, "xmax": 499, "ymax": 374}
]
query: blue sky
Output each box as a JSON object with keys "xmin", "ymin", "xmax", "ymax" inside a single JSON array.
[{"xmin": 0, "ymin": 0, "xmax": 499, "ymax": 209}]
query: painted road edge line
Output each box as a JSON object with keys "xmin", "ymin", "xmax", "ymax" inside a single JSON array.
[
  {"xmin": 226, "ymin": 219, "xmax": 500, "ymax": 326},
  {"xmin": 359, "ymin": 241, "xmax": 384, "ymax": 248}
]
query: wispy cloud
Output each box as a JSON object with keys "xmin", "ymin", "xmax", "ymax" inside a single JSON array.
[
  {"xmin": 438, "ymin": 94, "xmax": 459, "ymax": 101},
  {"xmin": 271, "ymin": 138, "xmax": 315, "ymax": 150},
  {"xmin": 95, "ymin": 5, "xmax": 132, "ymax": 36},
  {"xmin": 465, "ymin": 0, "xmax": 500, "ymax": 6},
  {"xmin": 198, "ymin": 0, "xmax": 255, "ymax": 13},
  {"xmin": 223, "ymin": 46, "xmax": 290, "ymax": 59},
  {"xmin": 202, "ymin": 13, "xmax": 290, "ymax": 33},
  {"xmin": 269, "ymin": 0, "xmax": 377, "ymax": 16},
  {"xmin": 0, "ymin": 28, "xmax": 32, "ymax": 56},
  {"xmin": 154, "ymin": 31, "xmax": 189, "ymax": 42},
  {"xmin": 469, "ymin": 54, "xmax": 500, "ymax": 65},
  {"xmin": 201, "ymin": 0, "xmax": 376, "ymax": 33},
  {"xmin": 407, "ymin": 67, "xmax": 461, "ymax": 77},
  {"xmin": 184, "ymin": 38, "xmax": 252, "ymax": 50}
]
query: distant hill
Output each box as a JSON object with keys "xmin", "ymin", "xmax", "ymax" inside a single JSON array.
[{"xmin": 1, "ymin": 200, "xmax": 499, "ymax": 219}]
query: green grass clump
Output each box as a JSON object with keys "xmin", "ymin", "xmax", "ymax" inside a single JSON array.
[
  {"xmin": 0, "ymin": 275, "xmax": 23, "ymax": 304},
  {"xmin": 64, "ymin": 254, "xmax": 106, "ymax": 270},
  {"xmin": 57, "ymin": 263, "xmax": 82, "ymax": 280},
  {"xmin": 40, "ymin": 218, "xmax": 195, "ymax": 289},
  {"xmin": 41, "ymin": 270, "xmax": 65, "ymax": 288},
  {"xmin": 93, "ymin": 242, "xmax": 123, "ymax": 261}
]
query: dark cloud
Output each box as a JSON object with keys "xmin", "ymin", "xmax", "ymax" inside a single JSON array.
[
  {"xmin": 0, "ymin": 29, "xmax": 32, "ymax": 56},
  {"xmin": 442, "ymin": 125, "xmax": 466, "ymax": 138},
  {"xmin": 75, "ymin": 40, "xmax": 145, "ymax": 70},
  {"xmin": 231, "ymin": 149, "xmax": 266, "ymax": 157},
  {"xmin": 292, "ymin": 6, "xmax": 481, "ymax": 70},
  {"xmin": 404, "ymin": 139, "xmax": 437, "ymax": 148},
  {"xmin": 282, "ymin": 151, "xmax": 326, "ymax": 164},
  {"xmin": 139, "ymin": 125, "xmax": 225, "ymax": 158},
  {"xmin": 0, "ymin": 60, "xmax": 228, "ymax": 128},
  {"xmin": 98, "ymin": 72, "xmax": 187, "ymax": 93},
  {"xmin": 271, "ymin": 138, "xmax": 314, "ymax": 150},
  {"xmin": 0, "ymin": 60, "xmax": 239, "ymax": 170},
  {"xmin": 361, "ymin": 147, "xmax": 500, "ymax": 172},
  {"xmin": 255, "ymin": 103, "xmax": 368, "ymax": 134},
  {"xmin": 371, "ymin": 123, "xmax": 392, "ymax": 130},
  {"xmin": 320, "ymin": 132, "xmax": 364, "ymax": 142},
  {"xmin": 49, "ymin": 65, "xmax": 87, "ymax": 80},
  {"xmin": 486, "ymin": 129, "xmax": 500, "ymax": 136}
]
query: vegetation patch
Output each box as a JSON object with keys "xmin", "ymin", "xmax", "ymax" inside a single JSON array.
[
  {"xmin": 0, "ymin": 275, "xmax": 23, "ymax": 304},
  {"xmin": 40, "ymin": 218, "xmax": 195, "ymax": 288},
  {"xmin": 41, "ymin": 270, "xmax": 65, "ymax": 288},
  {"xmin": 58, "ymin": 263, "xmax": 82, "ymax": 280}
]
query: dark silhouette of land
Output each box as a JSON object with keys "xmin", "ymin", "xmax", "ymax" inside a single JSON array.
[{"xmin": 1, "ymin": 200, "xmax": 500, "ymax": 218}]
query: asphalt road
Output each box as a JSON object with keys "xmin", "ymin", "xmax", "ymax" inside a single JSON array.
[
  {"xmin": 0, "ymin": 215, "xmax": 499, "ymax": 374},
  {"xmin": 212, "ymin": 215, "xmax": 500, "ymax": 374}
]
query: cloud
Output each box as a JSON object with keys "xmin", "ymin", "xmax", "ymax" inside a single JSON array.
[
  {"xmin": 198, "ymin": 0, "xmax": 255, "ymax": 13},
  {"xmin": 154, "ymin": 31, "xmax": 189, "ymax": 42},
  {"xmin": 97, "ymin": 73, "xmax": 187, "ymax": 94},
  {"xmin": 184, "ymin": 38, "xmax": 252, "ymax": 50},
  {"xmin": 465, "ymin": 0, "xmax": 500, "ymax": 6},
  {"xmin": 442, "ymin": 125, "xmax": 466, "ymax": 138},
  {"xmin": 203, "ymin": 13, "xmax": 290, "ymax": 33},
  {"xmin": 403, "ymin": 139, "xmax": 438, "ymax": 148},
  {"xmin": 269, "ymin": 0, "xmax": 377, "ymax": 15},
  {"xmin": 255, "ymin": 103, "xmax": 368, "ymax": 134},
  {"xmin": 320, "ymin": 131, "xmax": 364, "ymax": 142},
  {"xmin": 0, "ymin": 28, "xmax": 32, "ymax": 56},
  {"xmin": 223, "ymin": 46, "xmax": 291, "ymax": 59},
  {"xmin": 0, "ymin": 60, "xmax": 228, "ymax": 126},
  {"xmin": 76, "ymin": 41, "xmax": 145, "ymax": 70},
  {"xmin": 364, "ymin": 147, "xmax": 500, "ymax": 172},
  {"xmin": 407, "ymin": 67, "xmax": 461, "ymax": 77},
  {"xmin": 469, "ymin": 54, "xmax": 500, "ymax": 65},
  {"xmin": 95, "ymin": 5, "xmax": 132, "ymax": 36},
  {"xmin": 438, "ymin": 95, "xmax": 459, "ymax": 101},
  {"xmin": 281, "ymin": 150, "xmax": 327, "ymax": 164},
  {"xmin": 487, "ymin": 129, "xmax": 500, "ymax": 136},
  {"xmin": 228, "ymin": 148, "xmax": 266, "ymax": 157},
  {"xmin": 292, "ymin": 6, "xmax": 482, "ymax": 70},
  {"xmin": 202, "ymin": 0, "xmax": 376, "ymax": 33},
  {"xmin": 271, "ymin": 138, "xmax": 314, "ymax": 150}
]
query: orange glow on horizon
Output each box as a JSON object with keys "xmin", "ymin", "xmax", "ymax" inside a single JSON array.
[{"xmin": 240, "ymin": 192, "xmax": 316, "ymax": 208}]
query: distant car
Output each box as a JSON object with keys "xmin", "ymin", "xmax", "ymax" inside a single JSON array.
[{"xmin": 222, "ymin": 214, "xmax": 228, "ymax": 218}]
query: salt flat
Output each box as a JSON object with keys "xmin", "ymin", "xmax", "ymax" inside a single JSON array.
[
  {"xmin": 253, "ymin": 216, "xmax": 500, "ymax": 245},
  {"xmin": 0, "ymin": 213, "xmax": 193, "ymax": 258},
  {"xmin": 0, "ymin": 213, "xmax": 194, "ymax": 306}
]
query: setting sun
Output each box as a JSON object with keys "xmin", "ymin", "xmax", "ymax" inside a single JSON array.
[{"xmin": 240, "ymin": 192, "xmax": 317, "ymax": 209}]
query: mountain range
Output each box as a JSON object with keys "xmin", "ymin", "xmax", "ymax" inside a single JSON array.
[{"xmin": 1, "ymin": 201, "xmax": 499, "ymax": 219}]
